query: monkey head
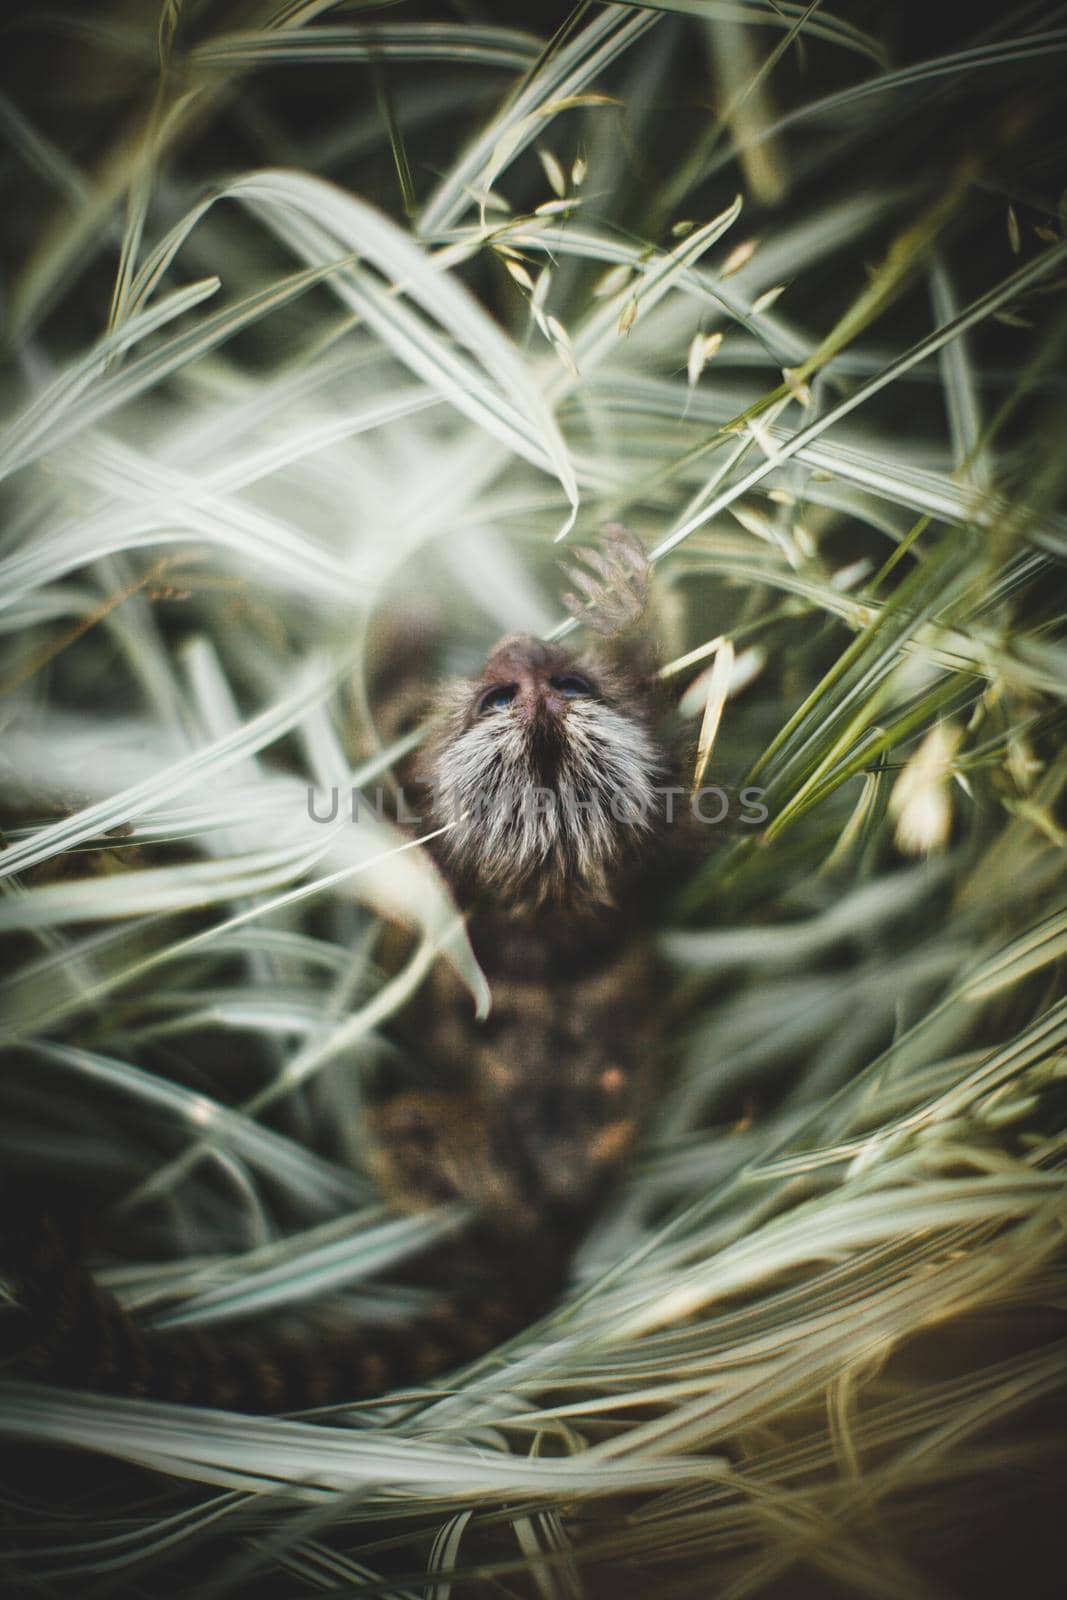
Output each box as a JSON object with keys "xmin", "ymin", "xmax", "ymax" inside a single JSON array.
[{"xmin": 422, "ymin": 634, "xmax": 670, "ymax": 911}]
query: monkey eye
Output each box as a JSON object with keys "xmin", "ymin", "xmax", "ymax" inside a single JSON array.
[
  {"xmin": 478, "ymin": 682, "xmax": 518, "ymax": 715},
  {"xmin": 551, "ymin": 673, "xmax": 593, "ymax": 699}
]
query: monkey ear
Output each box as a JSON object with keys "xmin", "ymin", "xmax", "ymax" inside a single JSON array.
[{"xmin": 559, "ymin": 523, "xmax": 651, "ymax": 637}]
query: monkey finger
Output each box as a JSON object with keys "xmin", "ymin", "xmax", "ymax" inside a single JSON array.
[
  {"xmin": 575, "ymin": 545, "xmax": 618, "ymax": 584},
  {"xmin": 602, "ymin": 523, "xmax": 651, "ymax": 582},
  {"xmin": 559, "ymin": 561, "xmax": 605, "ymax": 605}
]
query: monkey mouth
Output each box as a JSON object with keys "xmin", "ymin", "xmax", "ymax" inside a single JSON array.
[{"xmin": 525, "ymin": 712, "xmax": 564, "ymax": 786}]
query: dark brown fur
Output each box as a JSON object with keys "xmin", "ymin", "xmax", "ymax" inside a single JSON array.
[{"xmin": 360, "ymin": 528, "xmax": 673, "ymax": 1387}]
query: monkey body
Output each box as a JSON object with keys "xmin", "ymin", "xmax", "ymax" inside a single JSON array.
[{"xmin": 371, "ymin": 906, "xmax": 658, "ymax": 1236}]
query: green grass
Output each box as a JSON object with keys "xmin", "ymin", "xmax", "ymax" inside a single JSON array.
[{"xmin": 1, "ymin": 1, "xmax": 1066, "ymax": 1595}]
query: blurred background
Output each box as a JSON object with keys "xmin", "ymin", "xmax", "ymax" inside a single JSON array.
[{"xmin": 1, "ymin": 2, "xmax": 1066, "ymax": 1596}]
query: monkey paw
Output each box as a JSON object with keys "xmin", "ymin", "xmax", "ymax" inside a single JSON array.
[{"xmin": 559, "ymin": 522, "xmax": 651, "ymax": 637}]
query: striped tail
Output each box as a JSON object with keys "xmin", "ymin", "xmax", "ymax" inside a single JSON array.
[{"xmin": 2, "ymin": 1214, "xmax": 568, "ymax": 1413}]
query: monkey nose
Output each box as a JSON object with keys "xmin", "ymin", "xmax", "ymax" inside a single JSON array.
[{"xmin": 517, "ymin": 685, "xmax": 565, "ymax": 724}]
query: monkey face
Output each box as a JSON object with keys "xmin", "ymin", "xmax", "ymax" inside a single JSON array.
[{"xmin": 424, "ymin": 634, "xmax": 668, "ymax": 909}]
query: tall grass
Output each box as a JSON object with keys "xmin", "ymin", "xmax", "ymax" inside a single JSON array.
[{"xmin": 1, "ymin": 1, "xmax": 1065, "ymax": 1594}]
